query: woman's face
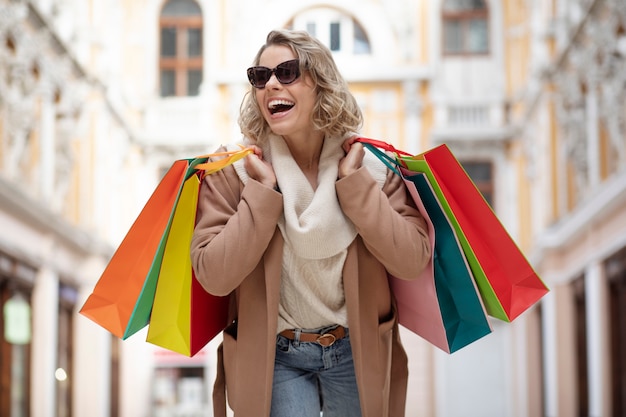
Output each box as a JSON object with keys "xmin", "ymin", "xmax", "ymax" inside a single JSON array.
[{"xmin": 254, "ymin": 45, "xmax": 318, "ymax": 141}]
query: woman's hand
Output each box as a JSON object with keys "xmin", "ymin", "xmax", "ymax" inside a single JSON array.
[
  {"xmin": 338, "ymin": 137, "xmax": 365, "ymax": 179},
  {"xmin": 243, "ymin": 145, "xmax": 278, "ymax": 189}
]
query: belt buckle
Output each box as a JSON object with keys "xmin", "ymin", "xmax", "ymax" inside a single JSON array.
[{"xmin": 316, "ymin": 333, "xmax": 336, "ymax": 347}]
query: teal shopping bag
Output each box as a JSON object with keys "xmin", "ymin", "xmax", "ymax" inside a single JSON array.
[
  {"xmin": 363, "ymin": 142, "xmax": 491, "ymax": 353},
  {"xmin": 403, "ymin": 171, "xmax": 491, "ymax": 352},
  {"xmin": 399, "ymin": 145, "xmax": 548, "ymax": 322}
]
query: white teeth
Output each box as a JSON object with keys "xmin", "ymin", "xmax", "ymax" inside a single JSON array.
[{"xmin": 268, "ymin": 99, "xmax": 295, "ymax": 109}]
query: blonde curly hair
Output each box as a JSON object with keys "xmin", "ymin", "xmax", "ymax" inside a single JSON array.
[{"xmin": 238, "ymin": 29, "xmax": 363, "ymax": 143}]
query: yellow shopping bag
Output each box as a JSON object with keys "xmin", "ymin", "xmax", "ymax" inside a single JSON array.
[
  {"xmin": 146, "ymin": 171, "xmax": 230, "ymax": 356},
  {"xmin": 80, "ymin": 145, "xmax": 252, "ymax": 355}
]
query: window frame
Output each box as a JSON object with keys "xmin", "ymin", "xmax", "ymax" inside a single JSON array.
[
  {"xmin": 0, "ymin": 277, "xmax": 32, "ymax": 417},
  {"xmin": 289, "ymin": 8, "xmax": 371, "ymax": 56},
  {"xmin": 158, "ymin": 3, "xmax": 203, "ymax": 97},
  {"xmin": 608, "ymin": 249, "xmax": 626, "ymax": 416},
  {"xmin": 442, "ymin": 0, "xmax": 490, "ymax": 56}
]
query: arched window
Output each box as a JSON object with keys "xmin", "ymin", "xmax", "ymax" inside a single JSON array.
[
  {"xmin": 159, "ymin": 0, "xmax": 203, "ymax": 97},
  {"xmin": 442, "ymin": 0, "xmax": 489, "ymax": 55},
  {"xmin": 289, "ymin": 8, "xmax": 371, "ymax": 56}
]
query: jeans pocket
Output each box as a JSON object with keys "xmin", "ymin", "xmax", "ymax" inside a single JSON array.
[{"xmin": 276, "ymin": 334, "xmax": 291, "ymax": 353}]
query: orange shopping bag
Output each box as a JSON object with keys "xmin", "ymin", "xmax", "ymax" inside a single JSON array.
[
  {"xmin": 79, "ymin": 160, "xmax": 189, "ymax": 339},
  {"xmin": 80, "ymin": 146, "xmax": 252, "ymax": 347}
]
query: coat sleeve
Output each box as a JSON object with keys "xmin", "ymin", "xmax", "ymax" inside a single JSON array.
[
  {"xmin": 190, "ymin": 163, "xmax": 283, "ymax": 296},
  {"xmin": 336, "ymin": 166, "xmax": 431, "ymax": 280}
]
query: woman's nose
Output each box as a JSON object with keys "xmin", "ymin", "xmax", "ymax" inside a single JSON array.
[{"xmin": 264, "ymin": 74, "xmax": 281, "ymax": 88}]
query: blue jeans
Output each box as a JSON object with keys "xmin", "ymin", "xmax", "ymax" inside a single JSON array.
[{"xmin": 270, "ymin": 327, "xmax": 362, "ymax": 417}]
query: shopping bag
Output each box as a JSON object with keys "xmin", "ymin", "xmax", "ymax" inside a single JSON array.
[
  {"xmin": 365, "ymin": 144, "xmax": 491, "ymax": 353},
  {"xmin": 79, "ymin": 159, "xmax": 189, "ymax": 339},
  {"xmin": 358, "ymin": 138, "xmax": 549, "ymax": 322},
  {"xmin": 146, "ymin": 171, "xmax": 230, "ymax": 356},
  {"xmin": 80, "ymin": 146, "xmax": 252, "ymax": 345}
]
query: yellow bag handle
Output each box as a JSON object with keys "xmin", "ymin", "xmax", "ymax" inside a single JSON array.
[{"xmin": 195, "ymin": 145, "xmax": 254, "ymax": 174}]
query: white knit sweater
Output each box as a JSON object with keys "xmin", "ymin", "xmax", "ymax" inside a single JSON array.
[{"xmin": 230, "ymin": 134, "xmax": 387, "ymax": 332}]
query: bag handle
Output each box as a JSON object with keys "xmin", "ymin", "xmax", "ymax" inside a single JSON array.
[
  {"xmin": 355, "ymin": 137, "xmax": 412, "ymax": 157},
  {"xmin": 194, "ymin": 146, "xmax": 254, "ymax": 174},
  {"xmin": 361, "ymin": 143, "xmax": 402, "ymax": 176},
  {"xmin": 355, "ymin": 137, "xmax": 410, "ymax": 176},
  {"xmin": 194, "ymin": 138, "xmax": 409, "ymax": 176}
]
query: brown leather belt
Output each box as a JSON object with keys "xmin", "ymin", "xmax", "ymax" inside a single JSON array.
[{"xmin": 279, "ymin": 326, "xmax": 347, "ymax": 347}]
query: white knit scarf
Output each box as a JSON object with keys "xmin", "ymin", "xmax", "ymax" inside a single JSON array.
[{"xmin": 230, "ymin": 134, "xmax": 387, "ymax": 259}]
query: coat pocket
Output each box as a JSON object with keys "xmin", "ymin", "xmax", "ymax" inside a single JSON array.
[
  {"xmin": 222, "ymin": 322, "xmax": 239, "ymax": 408},
  {"xmin": 377, "ymin": 307, "xmax": 398, "ymax": 410},
  {"xmin": 378, "ymin": 312, "xmax": 395, "ymax": 366}
]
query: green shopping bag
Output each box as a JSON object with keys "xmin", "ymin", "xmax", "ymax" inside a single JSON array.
[
  {"xmin": 358, "ymin": 137, "xmax": 549, "ymax": 322},
  {"xmin": 364, "ymin": 143, "xmax": 491, "ymax": 353},
  {"xmin": 146, "ymin": 171, "xmax": 230, "ymax": 356},
  {"xmin": 81, "ymin": 147, "xmax": 252, "ymax": 353},
  {"xmin": 79, "ymin": 159, "xmax": 189, "ymax": 339}
]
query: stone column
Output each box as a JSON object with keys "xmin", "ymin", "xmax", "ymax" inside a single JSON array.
[
  {"xmin": 584, "ymin": 261, "xmax": 611, "ymax": 417},
  {"xmin": 31, "ymin": 265, "xmax": 59, "ymax": 417},
  {"xmin": 540, "ymin": 285, "xmax": 559, "ymax": 417},
  {"xmin": 403, "ymin": 79, "xmax": 423, "ymax": 154},
  {"xmin": 74, "ymin": 255, "xmax": 112, "ymax": 417}
]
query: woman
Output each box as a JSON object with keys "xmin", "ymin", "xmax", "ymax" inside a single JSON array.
[{"xmin": 190, "ymin": 29, "xmax": 430, "ymax": 417}]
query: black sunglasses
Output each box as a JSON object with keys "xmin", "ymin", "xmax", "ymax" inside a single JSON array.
[{"xmin": 247, "ymin": 59, "xmax": 301, "ymax": 89}]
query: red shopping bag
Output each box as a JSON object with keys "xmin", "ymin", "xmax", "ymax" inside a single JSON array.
[
  {"xmin": 404, "ymin": 144, "xmax": 548, "ymax": 321},
  {"xmin": 358, "ymin": 138, "xmax": 549, "ymax": 322},
  {"xmin": 364, "ymin": 142, "xmax": 491, "ymax": 353},
  {"xmin": 80, "ymin": 147, "xmax": 252, "ymax": 354}
]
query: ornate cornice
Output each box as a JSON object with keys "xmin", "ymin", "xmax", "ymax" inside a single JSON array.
[
  {"xmin": 0, "ymin": 173, "xmax": 112, "ymax": 258},
  {"xmin": 548, "ymin": 0, "xmax": 626, "ymax": 197}
]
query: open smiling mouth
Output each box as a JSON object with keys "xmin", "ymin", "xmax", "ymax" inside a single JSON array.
[{"xmin": 269, "ymin": 99, "xmax": 295, "ymax": 115}]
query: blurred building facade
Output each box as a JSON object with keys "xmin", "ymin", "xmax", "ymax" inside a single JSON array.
[{"xmin": 0, "ymin": 0, "xmax": 625, "ymax": 416}]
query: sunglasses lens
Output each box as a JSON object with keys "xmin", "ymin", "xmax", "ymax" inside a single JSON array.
[
  {"xmin": 247, "ymin": 67, "xmax": 271, "ymax": 88},
  {"xmin": 275, "ymin": 60, "xmax": 299, "ymax": 84},
  {"xmin": 247, "ymin": 60, "xmax": 301, "ymax": 88}
]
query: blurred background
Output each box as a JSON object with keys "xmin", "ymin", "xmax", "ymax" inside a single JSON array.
[{"xmin": 1, "ymin": 0, "xmax": 625, "ymax": 416}]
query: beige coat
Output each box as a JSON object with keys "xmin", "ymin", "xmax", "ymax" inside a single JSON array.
[{"xmin": 190, "ymin": 159, "xmax": 430, "ymax": 417}]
